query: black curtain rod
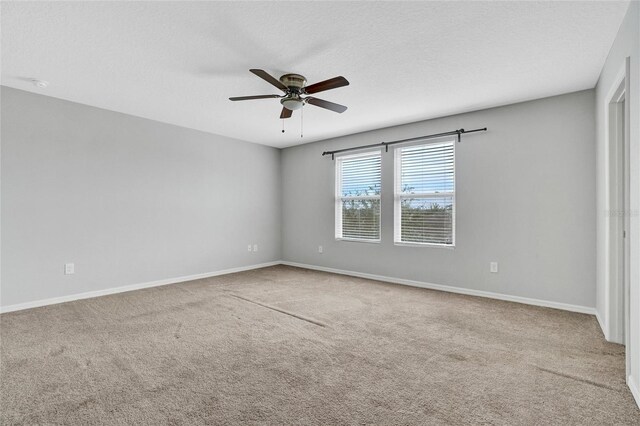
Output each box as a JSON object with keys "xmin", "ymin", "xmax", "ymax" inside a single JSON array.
[{"xmin": 322, "ymin": 127, "xmax": 487, "ymax": 159}]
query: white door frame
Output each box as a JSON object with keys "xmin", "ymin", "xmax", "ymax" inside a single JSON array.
[{"xmin": 603, "ymin": 59, "xmax": 630, "ymax": 366}]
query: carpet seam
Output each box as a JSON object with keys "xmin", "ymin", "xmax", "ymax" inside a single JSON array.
[{"xmin": 229, "ymin": 294, "xmax": 328, "ymax": 328}]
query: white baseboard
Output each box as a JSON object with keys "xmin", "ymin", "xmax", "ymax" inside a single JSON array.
[
  {"xmin": 0, "ymin": 261, "xmax": 281, "ymax": 314},
  {"xmin": 629, "ymin": 376, "xmax": 640, "ymax": 409},
  {"xmin": 281, "ymin": 261, "xmax": 596, "ymax": 315},
  {"xmin": 595, "ymin": 309, "xmax": 609, "ymax": 340},
  {"xmin": 0, "ymin": 260, "xmax": 597, "ymax": 317}
]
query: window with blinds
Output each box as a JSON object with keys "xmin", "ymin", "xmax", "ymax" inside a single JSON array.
[
  {"xmin": 394, "ymin": 140, "xmax": 455, "ymax": 246},
  {"xmin": 335, "ymin": 151, "xmax": 381, "ymax": 241}
]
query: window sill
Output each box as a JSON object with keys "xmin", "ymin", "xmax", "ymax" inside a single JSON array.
[
  {"xmin": 336, "ymin": 238, "xmax": 381, "ymax": 244},
  {"xmin": 394, "ymin": 242, "xmax": 455, "ymax": 249}
]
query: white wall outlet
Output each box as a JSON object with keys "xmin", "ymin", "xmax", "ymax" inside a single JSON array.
[
  {"xmin": 253, "ymin": 244, "xmax": 258, "ymax": 252},
  {"xmin": 318, "ymin": 245, "xmax": 323, "ymax": 253},
  {"xmin": 64, "ymin": 263, "xmax": 75, "ymax": 275},
  {"xmin": 247, "ymin": 244, "xmax": 252, "ymax": 252},
  {"xmin": 490, "ymin": 262, "xmax": 498, "ymax": 273}
]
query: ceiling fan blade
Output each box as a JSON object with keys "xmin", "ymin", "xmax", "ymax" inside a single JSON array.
[
  {"xmin": 250, "ymin": 69, "xmax": 288, "ymax": 92},
  {"xmin": 304, "ymin": 76, "xmax": 349, "ymax": 94},
  {"xmin": 280, "ymin": 107, "xmax": 292, "ymax": 119},
  {"xmin": 229, "ymin": 94, "xmax": 281, "ymax": 101},
  {"xmin": 306, "ymin": 97, "xmax": 347, "ymax": 113}
]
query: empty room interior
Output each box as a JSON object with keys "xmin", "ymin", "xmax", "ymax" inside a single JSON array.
[{"xmin": 1, "ymin": 1, "xmax": 640, "ymax": 424}]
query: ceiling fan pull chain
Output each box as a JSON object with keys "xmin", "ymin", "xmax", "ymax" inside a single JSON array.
[
  {"xmin": 300, "ymin": 106, "xmax": 304, "ymax": 138},
  {"xmin": 282, "ymin": 119, "xmax": 285, "ymax": 133}
]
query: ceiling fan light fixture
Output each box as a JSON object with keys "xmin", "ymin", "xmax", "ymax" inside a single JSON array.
[{"xmin": 281, "ymin": 97, "xmax": 304, "ymax": 111}]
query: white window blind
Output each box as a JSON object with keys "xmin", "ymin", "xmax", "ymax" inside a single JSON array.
[
  {"xmin": 335, "ymin": 151, "xmax": 381, "ymax": 241},
  {"xmin": 394, "ymin": 140, "xmax": 455, "ymax": 246}
]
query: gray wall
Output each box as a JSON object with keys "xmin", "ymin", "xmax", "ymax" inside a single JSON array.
[
  {"xmin": 282, "ymin": 90, "xmax": 596, "ymax": 308},
  {"xmin": 1, "ymin": 87, "xmax": 282, "ymax": 308},
  {"xmin": 594, "ymin": 1, "xmax": 639, "ymax": 395}
]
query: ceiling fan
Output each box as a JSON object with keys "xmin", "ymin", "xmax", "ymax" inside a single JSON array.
[{"xmin": 229, "ymin": 69, "xmax": 349, "ymax": 119}]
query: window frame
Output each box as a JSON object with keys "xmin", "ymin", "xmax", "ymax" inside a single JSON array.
[
  {"xmin": 393, "ymin": 139, "xmax": 456, "ymax": 248},
  {"xmin": 335, "ymin": 150, "xmax": 382, "ymax": 243}
]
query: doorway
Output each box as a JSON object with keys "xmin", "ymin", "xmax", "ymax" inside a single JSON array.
[{"xmin": 606, "ymin": 62, "xmax": 630, "ymax": 379}]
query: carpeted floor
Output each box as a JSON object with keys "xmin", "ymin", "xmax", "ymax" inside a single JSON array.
[{"xmin": 1, "ymin": 265, "xmax": 638, "ymax": 425}]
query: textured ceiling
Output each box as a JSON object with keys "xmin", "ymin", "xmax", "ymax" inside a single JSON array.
[{"xmin": 1, "ymin": 1, "xmax": 630, "ymax": 148}]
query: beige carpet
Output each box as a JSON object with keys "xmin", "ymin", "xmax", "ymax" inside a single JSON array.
[{"xmin": 1, "ymin": 265, "xmax": 638, "ymax": 424}]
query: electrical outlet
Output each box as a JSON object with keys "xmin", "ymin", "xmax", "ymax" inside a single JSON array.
[
  {"xmin": 490, "ymin": 262, "xmax": 498, "ymax": 273},
  {"xmin": 253, "ymin": 244, "xmax": 258, "ymax": 252},
  {"xmin": 64, "ymin": 263, "xmax": 75, "ymax": 275},
  {"xmin": 247, "ymin": 244, "xmax": 252, "ymax": 252},
  {"xmin": 318, "ymin": 245, "xmax": 323, "ymax": 253}
]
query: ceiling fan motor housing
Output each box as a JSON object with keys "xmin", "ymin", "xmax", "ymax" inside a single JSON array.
[
  {"xmin": 279, "ymin": 73, "xmax": 307, "ymax": 91},
  {"xmin": 280, "ymin": 74, "xmax": 307, "ymax": 110}
]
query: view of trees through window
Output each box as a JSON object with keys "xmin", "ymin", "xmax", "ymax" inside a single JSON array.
[
  {"xmin": 337, "ymin": 153, "xmax": 381, "ymax": 240},
  {"xmin": 341, "ymin": 183, "xmax": 381, "ymax": 240},
  {"xmin": 400, "ymin": 197, "xmax": 453, "ymax": 244},
  {"xmin": 396, "ymin": 141, "xmax": 455, "ymax": 245}
]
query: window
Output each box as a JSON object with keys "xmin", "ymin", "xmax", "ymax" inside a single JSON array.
[
  {"xmin": 335, "ymin": 151, "xmax": 381, "ymax": 241},
  {"xmin": 394, "ymin": 140, "xmax": 455, "ymax": 246}
]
